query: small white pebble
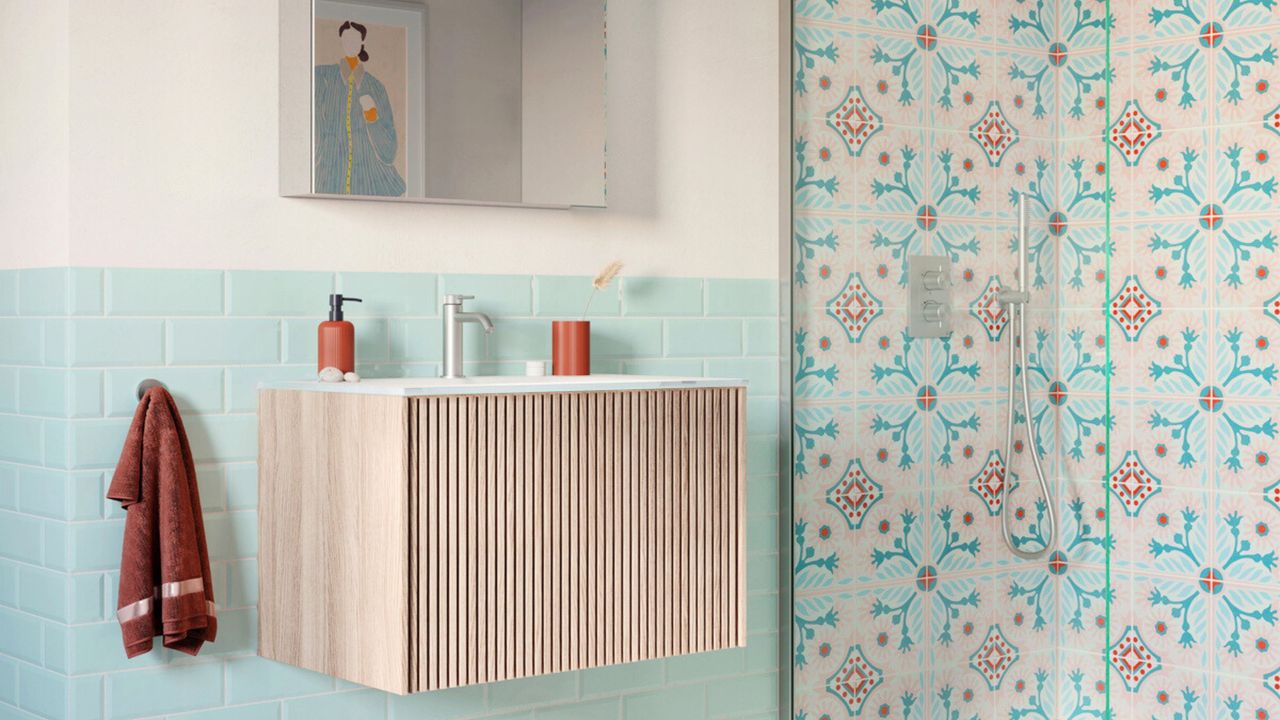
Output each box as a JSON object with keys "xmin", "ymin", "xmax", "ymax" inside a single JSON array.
[
  {"xmin": 318, "ymin": 367, "xmax": 344, "ymax": 383},
  {"xmin": 343, "ymin": 372, "xmax": 361, "ymax": 383}
]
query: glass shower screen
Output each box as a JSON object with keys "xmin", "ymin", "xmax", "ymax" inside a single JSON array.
[{"xmin": 789, "ymin": 0, "xmax": 1118, "ymax": 716}]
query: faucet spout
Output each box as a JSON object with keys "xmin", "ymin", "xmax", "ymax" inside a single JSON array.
[{"xmin": 457, "ymin": 311, "xmax": 495, "ymax": 333}]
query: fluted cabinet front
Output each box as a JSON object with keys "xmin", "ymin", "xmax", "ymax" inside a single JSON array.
[{"xmin": 260, "ymin": 387, "xmax": 746, "ymax": 695}]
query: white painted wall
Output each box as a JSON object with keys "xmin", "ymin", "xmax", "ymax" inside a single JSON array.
[
  {"xmin": 5, "ymin": 0, "xmax": 780, "ymax": 278},
  {"xmin": 0, "ymin": 0, "xmax": 70, "ymax": 267}
]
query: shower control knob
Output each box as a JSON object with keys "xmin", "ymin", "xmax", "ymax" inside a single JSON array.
[
  {"xmin": 922, "ymin": 301, "xmax": 948, "ymax": 324},
  {"xmin": 921, "ymin": 269, "xmax": 951, "ymax": 291}
]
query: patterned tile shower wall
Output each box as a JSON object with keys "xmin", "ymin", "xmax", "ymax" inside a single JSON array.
[
  {"xmin": 1100, "ymin": 0, "xmax": 1280, "ymax": 716},
  {"xmin": 794, "ymin": 0, "xmax": 1280, "ymax": 717},
  {"xmin": 791, "ymin": 0, "xmax": 1072, "ymax": 716},
  {"xmin": 0, "ymin": 268, "xmax": 781, "ymax": 720}
]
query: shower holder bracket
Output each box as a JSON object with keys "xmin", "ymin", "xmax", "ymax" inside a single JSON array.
[{"xmin": 908, "ymin": 254, "xmax": 953, "ymax": 338}]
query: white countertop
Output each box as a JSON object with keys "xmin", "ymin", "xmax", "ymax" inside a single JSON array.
[{"xmin": 260, "ymin": 374, "xmax": 748, "ymax": 397}]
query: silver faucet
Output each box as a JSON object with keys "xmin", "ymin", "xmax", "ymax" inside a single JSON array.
[{"xmin": 441, "ymin": 294, "xmax": 494, "ymax": 379}]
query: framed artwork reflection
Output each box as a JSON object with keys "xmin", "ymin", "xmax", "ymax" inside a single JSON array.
[{"xmin": 314, "ymin": 0, "xmax": 426, "ymax": 197}]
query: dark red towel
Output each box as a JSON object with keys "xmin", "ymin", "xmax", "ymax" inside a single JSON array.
[{"xmin": 107, "ymin": 386, "xmax": 217, "ymax": 658}]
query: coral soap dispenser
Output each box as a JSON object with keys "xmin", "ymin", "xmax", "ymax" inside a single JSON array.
[{"xmin": 318, "ymin": 294, "xmax": 362, "ymax": 373}]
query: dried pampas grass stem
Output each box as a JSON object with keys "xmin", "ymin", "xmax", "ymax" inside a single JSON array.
[{"xmin": 583, "ymin": 260, "xmax": 624, "ymax": 319}]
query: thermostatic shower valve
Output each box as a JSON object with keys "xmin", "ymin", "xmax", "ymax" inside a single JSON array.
[{"xmin": 908, "ymin": 255, "xmax": 953, "ymax": 338}]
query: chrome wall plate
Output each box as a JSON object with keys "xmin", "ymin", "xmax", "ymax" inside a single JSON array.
[{"xmin": 908, "ymin": 254, "xmax": 953, "ymax": 338}]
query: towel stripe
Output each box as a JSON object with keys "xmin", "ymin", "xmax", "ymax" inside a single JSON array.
[{"xmin": 116, "ymin": 577, "xmax": 215, "ymax": 624}]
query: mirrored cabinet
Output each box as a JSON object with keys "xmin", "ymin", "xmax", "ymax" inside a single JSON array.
[{"xmin": 280, "ymin": 0, "xmax": 607, "ymax": 208}]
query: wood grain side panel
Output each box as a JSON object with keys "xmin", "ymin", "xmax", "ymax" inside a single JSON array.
[{"xmin": 258, "ymin": 390, "xmax": 410, "ymax": 694}]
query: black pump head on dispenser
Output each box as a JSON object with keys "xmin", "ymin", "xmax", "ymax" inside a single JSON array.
[{"xmin": 328, "ymin": 293, "xmax": 363, "ymax": 321}]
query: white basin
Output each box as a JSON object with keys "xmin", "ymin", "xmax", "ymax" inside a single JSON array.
[{"xmin": 260, "ymin": 374, "xmax": 747, "ymax": 397}]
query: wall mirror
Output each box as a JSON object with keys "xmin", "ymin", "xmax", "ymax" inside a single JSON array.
[{"xmin": 280, "ymin": 0, "xmax": 606, "ymax": 208}]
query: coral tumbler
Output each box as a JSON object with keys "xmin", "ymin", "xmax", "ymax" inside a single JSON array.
[{"xmin": 552, "ymin": 321, "xmax": 590, "ymax": 376}]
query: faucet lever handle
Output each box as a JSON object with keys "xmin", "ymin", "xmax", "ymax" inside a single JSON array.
[{"xmin": 443, "ymin": 294, "xmax": 474, "ymax": 305}]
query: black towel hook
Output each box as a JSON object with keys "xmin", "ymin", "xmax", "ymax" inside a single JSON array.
[{"xmin": 136, "ymin": 379, "xmax": 167, "ymax": 400}]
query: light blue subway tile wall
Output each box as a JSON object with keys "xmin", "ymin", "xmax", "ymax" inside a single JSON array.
[
  {"xmin": 440, "ymin": 274, "xmax": 533, "ymax": 316},
  {"xmin": 17, "ymin": 664, "xmax": 67, "ymax": 720},
  {"xmin": 43, "ymin": 319, "xmax": 68, "ymax": 368},
  {"xmin": 0, "ymin": 511, "xmax": 43, "ymax": 565},
  {"xmin": 105, "ymin": 661, "xmax": 224, "ymax": 719},
  {"xmin": 0, "ymin": 319, "xmax": 44, "ymax": 365},
  {"xmin": 706, "ymin": 279, "xmax": 780, "ymax": 318},
  {"xmin": 622, "ymin": 277, "xmax": 703, "ymax": 316},
  {"xmin": 338, "ymin": 272, "xmax": 438, "ymax": 317},
  {"xmin": 1, "ymin": 268, "xmax": 781, "ymax": 720},
  {"xmin": 0, "ymin": 607, "xmax": 43, "ymax": 665},
  {"xmin": 0, "ymin": 369, "xmax": 16, "ymax": 414},
  {"xmin": 228, "ymin": 271, "xmax": 333, "ymax": 317},
  {"xmin": 17, "ymin": 269, "xmax": 70, "ymax": 317},
  {"xmin": 18, "ymin": 369, "xmax": 71, "ymax": 418},
  {"xmin": 0, "ymin": 656, "xmax": 14, "ymax": 706},
  {"xmin": 0, "ymin": 271, "xmax": 16, "ymax": 316},
  {"xmin": 282, "ymin": 690, "xmax": 385, "ymax": 720},
  {"xmin": 534, "ymin": 276, "xmax": 622, "ymax": 318},
  {"xmin": 68, "ymin": 321, "xmax": 164, "ymax": 368},
  {"xmin": 68, "ymin": 270, "xmax": 103, "ymax": 317},
  {"xmin": 17, "ymin": 468, "xmax": 69, "ymax": 520},
  {"xmin": 0, "ymin": 415, "xmax": 43, "ymax": 467},
  {"xmin": 104, "ymin": 367, "xmax": 223, "ymax": 417},
  {"xmin": 665, "ymin": 320, "xmax": 744, "ymax": 357},
  {"xmin": 0, "ymin": 464, "xmax": 16, "ymax": 510},
  {"xmin": 168, "ymin": 319, "xmax": 281, "ymax": 365},
  {"xmin": 387, "ymin": 685, "xmax": 485, "ymax": 719},
  {"xmin": 106, "ymin": 268, "xmax": 224, "ymax": 317},
  {"xmin": 17, "ymin": 567, "xmax": 67, "ymax": 623}
]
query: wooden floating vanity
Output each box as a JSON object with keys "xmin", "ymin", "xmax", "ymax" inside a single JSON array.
[{"xmin": 257, "ymin": 376, "xmax": 747, "ymax": 694}]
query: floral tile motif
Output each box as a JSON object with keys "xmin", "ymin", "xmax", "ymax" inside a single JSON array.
[
  {"xmin": 970, "ymin": 624, "xmax": 1018, "ymax": 690},
  {"xmin": 1109, "ymin": 450, "xmax": 1162, "ymax": 517},
  {"xmin": 1213, "ymin": 217, "xmax": 1280, "ymax": 308},
  {"xmin": 1109, "ymin": 100, "xmax": 1162, "ymax": 166},
  {"xmin": 827, "ymin": 458, "xmax": 885, "ymax": 529},
  {"xmin": 827, "ymin": 85, "xmax": 884, "ymax": 157},
  {"xmin": 1109, "ymin": 625, "xmax": 1162, "ymax": 692},
  {"xmin": 970, "ymin": 276, "xmax": 1010, "ymax": 341},
  {"xmin": 1003, "ymin": 50, "xmax": 1058, "ymax": 140},
  {"xmin": 1058, "ymin": 50, "xmax": 1112, "ymax": 138},
  {"xmin": 969, "ymin": 449, "xmax": 1017, "ymax": 515},
  {"xmin": 1210, "ymin": 28, "xmax": 1280, "ymax": 128},
  {"xmin": 1139, "ymin": 40, "xmax": 1211, "ymax": 130},
  {"xmin": 1138, "ymin": 223, "xmax": 1211, "ymax": 308},
  {"xmin": 999, "ymin": 568, "xmax": 1057, "ymax": 651},
  {"xmin": 969, "ymin": 102, "xmax": 1021, "ymax": 167},
  {"xmin": 930, "ymin": 666, "xmax": 994, "ymax": 718},
  {"xmin": 1059, "ymin": 480, "xmax": 1114, "ymax": 566},
  {"xmin": 929, "ymin": 131, "xmax": 992, "ymax": 220},
  {"xmin": 994, "ymin": 653, "xmax": 1058, "ymax": 719},
  {"xmin": 1213, "ymin": 125, "xmax": 1280, "ymax": 216},
  {"xmin": 826, "ymin": 644, "xmax": 885, "ymax": 715},
  {"xmin": 1108, "ymin": 275, "xmax": 1162, "ymax": 342},
  {"xmin": 1056, "ymin": 652, "xmax": 1112, "ymax": 719},
  {"xmin": 827, "ymin": 272, "xmax": 885, "ymax": 344},
  {"xmin": 1133, "ymin": 574, "xmax": 1212, "ymax": 671},
  {"xmin": 1217, "ymin": 673, "xmax": 1280, "ymax": 720},
  {"xmin": 1125, "ymin": 666, "xmax": 1210, "ymax": 720}
]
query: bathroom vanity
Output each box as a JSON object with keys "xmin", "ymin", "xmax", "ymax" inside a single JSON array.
[{"xmin": 257, "ymin": 376, "xmax": 747, "ymax": 694}]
